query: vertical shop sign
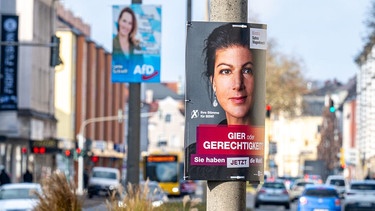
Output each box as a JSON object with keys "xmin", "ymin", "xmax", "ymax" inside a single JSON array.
[{"xmin": 0, "ymin": 15, "xmax": 19, "ymax": 110}]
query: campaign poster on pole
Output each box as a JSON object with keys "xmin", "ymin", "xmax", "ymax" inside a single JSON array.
[
  {"xmin": 112, "ymin": 4, "xmax": 161, "ymax": 83},
  {"xmin": 184, "ymin": 22, "xmax": 267, "ymax": 182}
]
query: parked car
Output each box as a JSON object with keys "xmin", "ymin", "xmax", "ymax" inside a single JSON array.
[
  {"xmin": 344, "ymin": 180, "xmax": 375, "ymax": 211},
  {"xmin": 141, "ymin": 181, "xmax": 168, "ymax": 207},
  {"xmin": 290, "ymin": 179, "xmax": 317, "ymax": 201},
  {"xmin": 180, "ymin": 179, "xmax": 197, "ymax": 196},
  {"xmin": 297, "ymin": 184, "xmax": 341, "ymax": 211},
  {"xmin": 87, "ymin": 167, "xmax": 123, "ymax": 198},
  {"xmin": 277, "ymin": 176, "xmax": 301, "ymax": 190},
  {"xmin": 254, "ymin": 180, "xmax": 291, "ymax": 209},
  {"xmin": 304, "ymin": 174, "xmax": 323, "ymax": 184},
  {"xmin": 119, "ymin": 180, "xmax": 168, "ymax": 208},
  {"xmin": 0, "ymin": 183, "xmax": 42, "ymax": 211},
  {"xmin": 325, "ymin": 175, "xmax": 347, "ymax": 197}
]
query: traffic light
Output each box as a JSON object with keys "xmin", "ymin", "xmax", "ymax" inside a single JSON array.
[
  {"xmin": 340, "ymin": 148, "xmax": 345, "ymax": 169},
  {"xmin": 21, "ymin": 147, "xmax": 27, "ymax": 154},
  {"xmin": 266, "ymin": 104, "xmax": 271, "ymax": 118},
  {"xmin": 91, "ymin": 156, "xmax": 99, "ymax": 163},
  {"xmin": 76, "ymin": 148, "xmax": 81, "ymax": 156},
  {"xmin": 32, "ymin": 147, "xmax": 46, "ymax": 154},
  {"xmin": 64, "ymin": 149, "xmax": 71, "ymax": 157},
  {"xmin": 50, "ymin": 35, "xmax": 62, "ymax": 67},
  {"xmin": 329, "ymin": 99, "xmax": 335, "ymax": 113}
]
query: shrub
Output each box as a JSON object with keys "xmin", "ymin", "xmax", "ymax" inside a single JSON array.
[{"xmin": 34, "ymin": 170, "xmax": 83, "ymax": 211}]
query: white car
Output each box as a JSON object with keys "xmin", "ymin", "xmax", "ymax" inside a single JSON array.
[
  {"xmin": 289, "ymin": 179, "xmax": 316, "ymax": 201},
  {"xmin": 325, "ymin": 175, "xmax": 347, "ymax": 197},
  {"xmin": 254, "ymin": 180, "xmax": 291, "ymax": 209},
  {"xmin": 87, "ymin": 167, "xmax": 123, "ymax": 198},
  {"xmin": 0, "ymin": 183, "xmax": 42, "ymax": 211},
  {"xmin": 344, "ymin": 180, "xmax": 375, "ymax": 211}
]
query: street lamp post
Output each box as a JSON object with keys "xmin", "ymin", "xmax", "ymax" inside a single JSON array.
[{"xmin": 75, "ymin": 112, "xmax": 154, "ymax": 194}]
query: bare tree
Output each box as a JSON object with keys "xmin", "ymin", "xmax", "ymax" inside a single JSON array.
[
  {"xmin": 265, "ymin": 39, "xmax": 308, "ymax": 117},
  {"xmin": 318, "ymin": 105, "xmax": 342, "ymax": 173}
]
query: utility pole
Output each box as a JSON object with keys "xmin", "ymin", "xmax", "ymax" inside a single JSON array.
[
  {"xmin": 207, "ymin": 1, "xmax": 248, "ymax": 210},
  {"xmin": 126, "ymin": 0, "xmax": 142, "ymax": 186}
]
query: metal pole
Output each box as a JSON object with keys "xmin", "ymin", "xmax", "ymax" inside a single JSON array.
[
  {"xmin": 125, "ymin": 0, "xmax": 142, "ymax": 187},
  {"xmin": 77, "ymin": 135, "xmax": 84, "ymax": 195},
  {"xmin": 207, "ymin": 1, "xmax": 248, "ymax": 210}
]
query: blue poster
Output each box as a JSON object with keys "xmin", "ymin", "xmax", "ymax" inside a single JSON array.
[
  {"xmin": 0, "ymin": 15, "xmax": 19, "ymax": 110},
  {"xmin": 112, "ymin": 4, "xmax": 161, "ymax": 83}
]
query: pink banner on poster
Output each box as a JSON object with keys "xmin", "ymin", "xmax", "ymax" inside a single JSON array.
[{"xmin": 196, "ymin": 124, "xmax": 264, "ymax": 156}]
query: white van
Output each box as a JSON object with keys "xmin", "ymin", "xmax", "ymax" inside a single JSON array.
[
  {"xmin": 325, "ymin": 175, "xmax": 347, "ymax": 197},
  {"xmin": 87, "ymin": 167, "xmax": 123, "ymax": 198}
]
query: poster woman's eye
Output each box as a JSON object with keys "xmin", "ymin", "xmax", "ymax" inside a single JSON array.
[
  {"xmin": 243, "ymin": 68, "xmax": 253, "ymax": 75},
  {"xmin": 219, "ymin": 69, "xmax": 231, "ymax": 75}
]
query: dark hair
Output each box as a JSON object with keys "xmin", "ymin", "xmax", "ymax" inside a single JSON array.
[
  {"xmin": 117, "ymin": 7, "xmax": 138, "ymax": 45},
  {"xmin": 203, "ymin": 23, "xmax": 251, "ymax": 99}
]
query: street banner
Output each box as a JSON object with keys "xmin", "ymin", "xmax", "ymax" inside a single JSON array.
[
  {"xmin": 184, "ymin": 22, "xmax": 267, "ymax": 182},
  {"xmin": 0, "ymin": 15, "xmax": 19, "ymax": 110},
  {"xmin": 112, "ymin": 4, "xmax": 161, "ymax": 83}
]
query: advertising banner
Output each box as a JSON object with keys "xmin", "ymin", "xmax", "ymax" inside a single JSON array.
[
  {"xmin": 184, "ymin": 22, "xmax": 267, "ymax": 182},
  {"xmin": 112, "ymin": 4, "xmax": 161, "ymax": 83},
  {"xmin": 0, "ymin": 15, "xmax": 19, "ymax": 110}
]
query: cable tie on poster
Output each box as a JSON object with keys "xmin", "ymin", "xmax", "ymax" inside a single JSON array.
[
  {"xmin": 232, "ymin": 24, "xmax": 247, "ymax": 28},
  {"xmin": 230, "ymin": 176, "xmax": 245, "ymax": 179}
]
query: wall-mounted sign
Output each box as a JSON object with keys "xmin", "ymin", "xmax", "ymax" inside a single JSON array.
[{"xmin": 0, "ymin": 15, "xmax": 19, "ymax": 110}]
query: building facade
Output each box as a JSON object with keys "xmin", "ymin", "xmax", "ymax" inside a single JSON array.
[
  {"xmin": 0, "ymin": 0, "xmax": 128, "ymax": 185},
  {"xmin": 356, "ymin": 39, "xmax": 375, "ymax": 178},
  {"xmin": 55, "ymin": 4, "xmax": 128, "ymax": 184},
  {"xmin": 0, "ymin": 0, "xmax": 58, "ymax": 183}
]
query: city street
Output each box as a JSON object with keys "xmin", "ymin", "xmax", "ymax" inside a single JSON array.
[{"xmin": 81, "ymin": 191, "xmax": 300, "ymax": 211}]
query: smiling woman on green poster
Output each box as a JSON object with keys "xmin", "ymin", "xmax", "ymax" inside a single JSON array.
[{"xmin": 184, "ymin": 22, "xmax": 267, "ymax": 182}]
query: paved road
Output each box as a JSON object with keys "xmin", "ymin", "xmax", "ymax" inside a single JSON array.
[{"xmin": 82, "ymin": 192, "xmax": 299, "ymax": 210}]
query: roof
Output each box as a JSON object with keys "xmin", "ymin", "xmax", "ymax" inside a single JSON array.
[
  {"xmin": 304, "ymin": 184, "xmax": 336, "ymax": 190},
  {"xmin": 144, "ymin": 83, "xmax": 184, "ymax": 101},
  {"xmin": 305, "ymin": 80, "xmax": 343, "ymax": 97},
  {"xmin": 92, "ymin": 167, "xmax": 120, "ymax": 173}
]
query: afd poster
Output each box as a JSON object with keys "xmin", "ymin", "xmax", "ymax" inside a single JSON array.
[
  {"xmin": 184, "ymin": 22, "xmax": 267, "ymax": 182},
  {"xmin": 112, "ymin": 4, "xmax": 161, "ymax": 83}
]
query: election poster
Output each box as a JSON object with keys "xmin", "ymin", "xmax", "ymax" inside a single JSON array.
[
  {"xmin": 112, "ymin": 4, "xmax": 161, "ymax": 83},
  {"xmin": 184, "ymin": 22, "xmax": 267, "ymax": 182}
]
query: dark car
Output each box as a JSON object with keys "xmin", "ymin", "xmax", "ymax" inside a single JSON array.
[
  {"xmin": 254, "ymin": 181, "xmax": 291, "ymax": 209},
  {"xmin": 180, "ymin": 180, "xmax": 197, "ymax": 196}
]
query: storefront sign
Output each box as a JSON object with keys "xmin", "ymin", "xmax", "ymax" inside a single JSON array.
[{"xmin": 0, "ymin": 15, "xmax": 19, "ymax": 110}]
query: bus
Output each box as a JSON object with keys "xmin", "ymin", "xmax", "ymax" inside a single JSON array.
[{"xmin": 143, "ymin": 153, "xmax": 182, "ymax": 196}]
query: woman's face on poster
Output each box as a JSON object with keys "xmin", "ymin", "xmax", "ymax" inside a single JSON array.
[
  {"xmin": 118, "ymin": 11, "xmax": 133, "ymax": 37},
  {"xmin": 212, "ymin": 45, "xmax": 255, "ymax": 122}
]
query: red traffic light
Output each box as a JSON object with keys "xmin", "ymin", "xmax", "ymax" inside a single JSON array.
[
  {"xmin": 21, "ymin": 147, "xmax": 27, "ymax": 154},
  {"xmin": 91, "ymin": 156, "xmax": 99, "ymax": 163},
  {"xmin": 266, "ymin": 104, "xmax": 272, "ymax": 118},
  {"xmin": 76, "ymin": 148, "xmax": 81, "ymax": 154},
  {"xmin": 64, "ymin": 149, "xmax": 71, "ymax": 157},
  {"xmin": 32, "ymin": 147, "xmax": 46, "ymax": 154}
]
